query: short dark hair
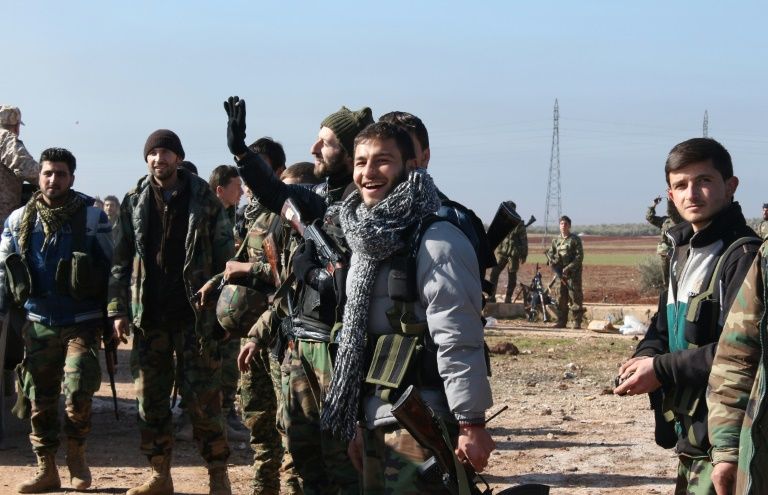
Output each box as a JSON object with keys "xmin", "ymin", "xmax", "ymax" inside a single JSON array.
[
  {"xmin": 249, "ymin": 137, "xmax": 286, "ymax": 173},
  {"xmin": 40, "ymin": 147, "xmax": 76, "ymax": 174},
  {"xmin": 665, "ymin": 138, "xmax": 733, "ymax": 184},
  {"xmin": 209, "ymin": 165, "xmax": 239, "ymax": 191},
  {"xmin": 378, "ymin": 111, "xmax": 429, "ymax": 151},
  {"xmin": 560, "ymin": 215, "xmax": 572, "ymax": 226},
  {"xmin": 104, "ymin": 195, "xmax": 120, "ymax": 205},
  {"xmin": 353, "ymin": 122, "xmax": 415, "ymax": 163},
  {"xmin": 280, "ymin": 162, "xmax": 320, "ymax": 184},
  {"xmin": 179, "ymin": 160, "xmax": 198, "ymax": 175}
]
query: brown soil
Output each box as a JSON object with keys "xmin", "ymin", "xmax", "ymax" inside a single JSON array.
[{"xmin": 0, "ymin": 324, "xmax": 674, "ymax": 494}]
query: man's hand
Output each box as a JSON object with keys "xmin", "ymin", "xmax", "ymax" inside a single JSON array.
[
  {"xmin": 113, "ymin": 317, "xmax": 130, "ymax": 344},
  {"xmin": 455, "ymin": 425, "xmax": 496, "ymax": 473},
  {"xmin": 347, "ymin": 425, "xmax": 365, "ymax": 474},
  {"xmin": 292, "ymin": 240, "xmax": 322, "ymax": 283},
  {"xmin": 614, "ymin": 356, "xmax": 662, "ymax": 396},
  {"xmin": 711, "ymin": 462, "xmax": 737, "ymax": 495},
  {"xmin": 237, "ymin": 341, "xmax": 259, "ymax": 373},
  {"xmin": 653, "ymin": 196, "xmax": 662, "ymax": 206},
  {"xmin": 224, "ymin": 96, "xmax": 249, "ymax": 158},
  {"xmin": 224, "ymin": 260, "xmax": 253, "ymax": 281},
  {"xmin": 195, "ymin": 280, "xmax": 218, "ymax": 309}
]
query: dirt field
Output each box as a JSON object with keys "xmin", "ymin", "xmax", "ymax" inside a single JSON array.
[{"xmin": 0, "ymin": 320, "xmax": 676, "ymax": 494}]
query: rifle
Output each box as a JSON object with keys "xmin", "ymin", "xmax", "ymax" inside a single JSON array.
[
  {"xmin": 525, "ymin": 215, "xmax": 536, "ymax": 228},
  {"xmin": 391, "ymin": 385, "xmax": 549, "ymax": 495},
  {"xmin": 544, "ymin": 251, "xmax": 566, "ymax": 290},
  {"xmin": 102, "ymin": 324, "xmax": 119, "ymax": 420},
  {"xmin": 528, "ymin": 265, "xmax": 550, "ymax": 323},
  {"xmin": 281, "ymin": 198, "xmax": 346, "ymax": 274}
]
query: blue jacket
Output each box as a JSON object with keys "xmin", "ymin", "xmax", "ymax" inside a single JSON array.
[{"xmin": 0, "ymin": 193, "xmax": 113, "ymax": 326}]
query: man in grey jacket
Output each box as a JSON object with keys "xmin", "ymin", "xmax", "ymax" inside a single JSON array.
[{"xmin": 320, "ymin": 122, "xmax": 495, "ymax": 493}]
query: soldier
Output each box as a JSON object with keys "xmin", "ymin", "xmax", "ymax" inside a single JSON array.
[
  {"xmin": 109, "ymin": 129, "xmax": 235, "ymax": 495},
  {"xmin": 204, "ymin": 137, "xmax": 294, "ymax": 495},
  {"xmin": 614, "ymin": 137, "xmax": 759, "ymax": 495},
  {"xmin": 487, "ymin": 200, "xmax": 528, "ymax": 303},
  {"xmin": 545, "ymin": 215, "xmax": 584, "ymax": 328},
  {"xmin": 281, "ymin": 161, "xmax": 320, "ymax": 185},
  {"xmin": 102, "ymin": 195, "xmax": 120, "ymax": 226},
  {"xmin": 646, "ymin": 196, "xmax": 683, "ymax": 285},
  {"xmin": 707, "ymin": 242, "xmax": 768, "ymax": 494},
  {"xmin": 328, "ymin": 122, "xmax": 495, "ymax": 493},
  {"xmin": 0, "ymin": 148, "xmax": 112, "ymax": 493},
  {"xmin": 757, "ymin": 202, "xmax": 768, "ymax": 240},
  {"xmin": 225, "ymin": 96, "xmax": 368, "ymax": 494},
  {"xmin": 0, "ymin": 106, "xmax": 40, "ymax": 226},
  {"xmin": 207, "ymin": 164, "xmax": 247, "ymax": 439}
]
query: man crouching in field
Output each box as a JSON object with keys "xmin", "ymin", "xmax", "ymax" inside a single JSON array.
[
  {"xmin": 320, "ymin": 121, "xmax": 495, "ymax": 493},
  {"xmin": 614, "ymin": 138, "xmax": 759, "ymax": 494}
]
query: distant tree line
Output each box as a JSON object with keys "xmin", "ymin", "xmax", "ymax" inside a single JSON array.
[{"xmin": 525, "ymin": 218, "xmax": 763, "ymax": 237}]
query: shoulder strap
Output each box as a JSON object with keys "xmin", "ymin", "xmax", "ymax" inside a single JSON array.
[
  {"xmin": 70, "ymin": 205, "xmax": 89, "ymax": 253},
  {"xmin": 686, "ymin": 236, "xmax": 761, "ymax": 321}
]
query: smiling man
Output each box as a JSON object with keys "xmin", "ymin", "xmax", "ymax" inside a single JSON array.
[
  {"xmin": 614, "ymin": 137, "xmax": 759, "ymax": 495},
  {"xmin": 109, "ymin": 129, "xmax": 234, "ymax": 495},
  {"xmin": 1, "ymin": 148, "xmax": 112, "ymax": 493},
  {"xmin": 321, "ymin": 122, "xmax": 495, "ymax": 493}
]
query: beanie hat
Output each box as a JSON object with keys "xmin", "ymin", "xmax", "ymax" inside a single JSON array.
[
  {"xmin": 320, "ymin": 106, "xmax": 374, "ymax": 157},
  {"xmin": 144, "ymin": 129, "xmax": 185, "ymax": 161}
]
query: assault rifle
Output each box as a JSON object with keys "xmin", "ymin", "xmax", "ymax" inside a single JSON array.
[
  {"xmin": 281, "ymin": 198, "xmax": 346, "ymax": 274},
  {"xmin": 102, "ymin": 325, "xmax": 119, "ymax": 420},
  {"xmin": 391, "ymin": 385, "xmax": 549, "ymax": 495},
  {"xmin": 544, "ymin": 251, "xmax": 566, "ymax": 290}
]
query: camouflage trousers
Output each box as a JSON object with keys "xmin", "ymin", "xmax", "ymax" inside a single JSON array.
[
  {"xmin": 20, "ymin": 321, "xmax": 101, "ymax": 455},
  {"xmin": 239, "ymin": 342, "xmax": 281, "ymax": 495},
  {"xmin": 488, "ymin": 256, "xmax": 519, "ymax": 303},
  {"xmin": 271, "ymin": 348, "xmax": 303, "ymax": 494},
  {"xmin": 556, "ymin": 273, "xmax": 584, "ymax": 326},
  {"xmin": 675, "ymin": 456, "xmax": 715, "ymax": 495},
  {"xmin": 221, "ymin": 338, "xmax": 241, "ymax": 413},
  {"xmin": 130, "ymin": 321, "xmax": 229, "ymax": 464},
  {"xmin": 285, "ymin": 339, "xmax": 359, "ymax": 494},
  {"xmin": 362, "ymin": 424, "xmax": 454, "ymax": 495}
]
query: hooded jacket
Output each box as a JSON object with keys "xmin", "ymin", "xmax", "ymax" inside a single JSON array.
[
  {"xmin": 107, "ymin": 170, "xmax": 234, "ymax": 346},
  {"xmin": 635, "ymin": 201, "xmax": 758, "ymax": 458}
]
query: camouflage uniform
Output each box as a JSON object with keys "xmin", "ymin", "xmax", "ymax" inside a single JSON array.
[
  {"xmin": 646, "ymin": 201, "xmax": 681, "ymax": 286},
  {"xmin": 708, "ymin": 242, "xmax": 768, "ymax": 494},
  {"xmin": 487, "ymin": 223, "xmax": 527, "ymax": 303},
  {"xmin": 757, "ymin": 220, "xmax": 768, "ymax": 241},
  {"xmin": 546, "ymin": 233, "xmax": 584, "ymax": 327},
  {"xmin": 0, "ymin": 108, "xmax": 39, "ymax": 226},
  {"xmin": 108, "ymin": 169, "xmax": 234, "ymax": 466},
  {"xmin": 0, "ymin": 195, "xmax": 112, "ymax": 458}
]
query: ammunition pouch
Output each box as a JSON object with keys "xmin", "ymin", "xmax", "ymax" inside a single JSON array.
[
  {"xmin": 53, "ymin": 252, "xmax": 109, "ymax": 301},
  {"xmin": 12, "ymin": 361, "xmax": 30, "ymax": 420},
  {"xmin": 4, "ymin": 252, "xmax": 32, "ymax": 306}
]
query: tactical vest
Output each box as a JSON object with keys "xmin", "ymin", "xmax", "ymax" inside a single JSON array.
[{"xmin": 364, "ymin": 215, "xmax": 491, "ymax": 405}]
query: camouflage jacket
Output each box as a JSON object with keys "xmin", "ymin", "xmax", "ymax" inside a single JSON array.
[
  {"xmin": 758, "ymin": 220, "xmax": 768, "ymax": 241},
  {"xmin": 545, "ymin": 233, "xmax": 583, "ymax": 276},
  {"xmin": 495, "ymin": 224, "xmax": 528, "ymax": 266},
  {"xmin": 0, "ymin": 129, "xmax": 39, "ymax": 224},
  {"xmin": 635, "ymin": 202, "xmax": 758, "ymax": 458},
  {"xmin": 646, "ymin": 204, "xmax": 677, "ymax": 256},
  {"xmin": 708, "ymin": 242, "xmax": 768, "ymax": 494},
  {"xmin": 108, "ymin": 170, "xmax": 234, "ymax": 345}
]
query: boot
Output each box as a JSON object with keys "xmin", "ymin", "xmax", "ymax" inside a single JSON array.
[
  {"xmin": 16, "ymin": 452, "xmax": 61, "ymax": 493},
  {"xmin": 126, "ymin": 455, "xmax": 173, "ymax": 495},
  {"xmin": 208, "ymin": 464, "xmax": 232, "ymax": 495},
  {"xmin": 66, "ymin": 439, "xmax": 91, "ymax": 490}
]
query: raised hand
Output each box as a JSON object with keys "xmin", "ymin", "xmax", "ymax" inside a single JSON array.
[{"xmin": 224, "ymin": 96, "xmax": 249, "ymax": 157}]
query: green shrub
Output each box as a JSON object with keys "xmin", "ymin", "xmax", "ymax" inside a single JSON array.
[{"xmin": 637, "ymin": 255, "xmax": 664, "ymax": 294}]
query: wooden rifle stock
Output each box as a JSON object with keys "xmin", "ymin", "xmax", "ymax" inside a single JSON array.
[{"xmin": 262, "ymin": 232, "xmax": 282, "ymax": 287}]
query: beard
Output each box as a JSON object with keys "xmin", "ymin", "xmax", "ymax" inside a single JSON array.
[{"xmin": 314, "ymin": 151, "xmax": 349, "ymax": 179}]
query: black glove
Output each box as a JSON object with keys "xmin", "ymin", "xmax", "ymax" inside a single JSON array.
[
  {"xmin": 224, "ymin": 96, "xmax": 249, "ymax": 156},
  {"xmin": 293, "ymin": 239, "xmax": 322, "ymax": 283}
]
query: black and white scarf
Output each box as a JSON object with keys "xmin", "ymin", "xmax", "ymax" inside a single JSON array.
[{"xmin": 321, "ymin": 169, "xmax": 440, "ymax": 440}]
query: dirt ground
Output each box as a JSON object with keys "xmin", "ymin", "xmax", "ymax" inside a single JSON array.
[{"xmin": 0, "ymin": 316, "xmax": 676, "ymax": 494}]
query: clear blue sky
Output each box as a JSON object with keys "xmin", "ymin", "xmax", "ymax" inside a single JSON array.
[{"xmin": 4, "ymin": 1, "xmax": 767, "ymax": 227}]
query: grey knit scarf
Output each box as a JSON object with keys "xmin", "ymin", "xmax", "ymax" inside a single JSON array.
[{"xmin": 321, "ymin": 169, "xmax": 440, "ymax": 440}]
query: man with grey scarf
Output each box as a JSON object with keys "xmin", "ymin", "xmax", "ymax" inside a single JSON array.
[{"xmin": 320, "ymin": 122, "xmax": 495, "ymax": 493}]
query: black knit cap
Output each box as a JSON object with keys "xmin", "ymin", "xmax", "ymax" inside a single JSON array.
[
  {"xmin": 763, "ymin": 203, "xmax": 768, "ymax": 209},
  {"xmin": 143, "ymin": 129, "xmax": 185, "ymax": 161},
  {"xmin": 320, "ymin": 106, "xmax": 374, "ymax": 157}
]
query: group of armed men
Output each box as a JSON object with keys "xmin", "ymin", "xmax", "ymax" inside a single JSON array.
[{"xmin": 3, "ymin": 99, "xmax": 768, "ymax": 495}]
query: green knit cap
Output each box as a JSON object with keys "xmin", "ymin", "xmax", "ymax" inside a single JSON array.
[{"xmin": 320, "ymin": 106, "xmax": 374, "ymax": 157}]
